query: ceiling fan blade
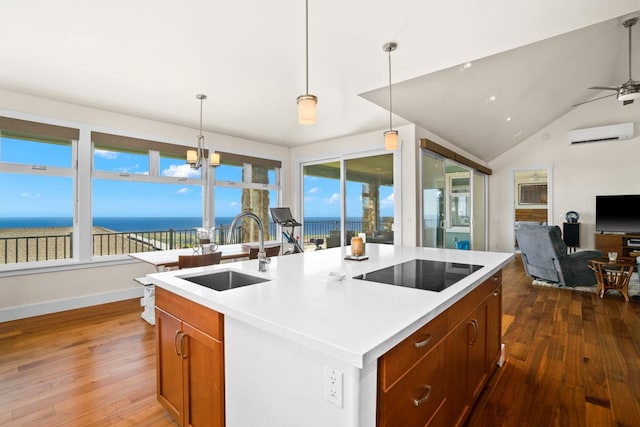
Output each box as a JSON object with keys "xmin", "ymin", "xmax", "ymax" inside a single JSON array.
[
  {"xmin": 588, "ymin": 86, "xmax": 618, "ymax": 91},
  {"xmin": 572, "ymin": 92, "xmax": 617, "ymax": 107},
  {"xmin": 623, "ymin": 99, "xmax": 634, "ymax": 106}
]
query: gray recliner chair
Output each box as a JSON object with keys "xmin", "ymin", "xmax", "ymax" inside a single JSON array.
[{"xmin": 515, "ymin": 223, "xmax": 602, "ymax": 287}]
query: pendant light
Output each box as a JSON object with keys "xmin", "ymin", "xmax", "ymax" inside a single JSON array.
[
  {"xmin": 297, "ymin": 0, "xmax": 317, "ymax": 124},
  {"xmin": 383, "ymin": 42, "xmax": 398, "ymax": 150},
  {"xmin": 187, "ymin": 94, "xmax": 219, "ymax": 169}
]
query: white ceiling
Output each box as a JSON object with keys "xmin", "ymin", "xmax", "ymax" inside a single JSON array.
[{"xmin": 0, "ymin": 1, "xmax": 638, "ymax": 162}]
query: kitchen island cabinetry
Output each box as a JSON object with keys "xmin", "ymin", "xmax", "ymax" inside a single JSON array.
[
  {"xmin": 148, "ymin": 244, "xmax": 512, "ymax": 427},
  {"xmin": 377, "ymin": 271, "xmax": 502, "ymax": 427},
  {"xmin": 155, "ymin": 286, "xmax": 225, "ymax": 427}
]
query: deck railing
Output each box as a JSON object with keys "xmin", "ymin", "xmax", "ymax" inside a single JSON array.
[
  {"xmin": 0, "ymin": 220, "xmax": 366, "ymax": 264},
  {"xmin": 0, "ymin": 233, "xmax": 73, "ymax": 264}
]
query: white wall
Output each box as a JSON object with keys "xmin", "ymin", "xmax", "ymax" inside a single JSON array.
[
  {"xmin": 0, "ymin": 89, "xmax": 289, "ymax": 321},
  {"xmin": 488, "ymin": 96, "xmax": 640, "ymax": 253}
]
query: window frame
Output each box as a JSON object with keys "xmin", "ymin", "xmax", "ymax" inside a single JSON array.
[
  {"xmin": 90, "ymin": 133, "xmax": 210, "ymax": 260},
  {"xmin": 212, "ymin": 152, "xmax": 282, "ymax": 243},
  {"xmin": 0, "ymin": 121, "xmax": 79, "ymax": 271}
]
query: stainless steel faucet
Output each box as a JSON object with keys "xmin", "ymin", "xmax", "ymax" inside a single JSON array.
[{"xmin": 226, "ymin": 211, "xmax": 271, "ymax": 272}]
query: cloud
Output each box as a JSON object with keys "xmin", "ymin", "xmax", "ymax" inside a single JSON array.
[
  {"xmin": 380, "ymin": 193, "xmax": 394, "ymax": 208},
  {"xmin": 95, "ymin": 149, "xmax": 119, "ymax": 160},
  {"xmin": 308, "ymin": 187, "xmax": 321, "ymax": 194},
  {"xmin": 162, "ymin": 164, "xmax": 200, "ymax": 178},
  {"xmin": 176, "ymin": 188, "xmax": 190, "ymax": 194},
  {"xmin": 230, "ymin": 201, "xmax": 239, "ymax": 207},
  {"xmin": 324, "ymin": 193, "xmax": 340, "ymax": 204},
  {"xmin": 20, "ymin": 192, "xmax": 41, "ymax": 199}
]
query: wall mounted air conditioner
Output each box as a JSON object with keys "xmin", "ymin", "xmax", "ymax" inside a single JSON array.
[{"xmin": 568, "ymin": 122, "xmax": 634, "ymax": 144}]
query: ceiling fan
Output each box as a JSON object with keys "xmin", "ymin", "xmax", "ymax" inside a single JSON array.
[{"xmin": 574, "ymin": 17, "xmax": 640, "ymax": 107}]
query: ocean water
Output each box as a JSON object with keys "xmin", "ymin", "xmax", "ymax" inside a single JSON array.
[{"xmin": 0, "ymin": 216, "xmax": 351, "ymax": 232}]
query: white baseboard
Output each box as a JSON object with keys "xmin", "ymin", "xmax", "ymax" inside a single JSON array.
[{"xmin": 0, "ymin": 287, "xmax": 144, "ymax": 323}]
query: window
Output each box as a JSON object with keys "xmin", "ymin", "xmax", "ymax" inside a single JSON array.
[
  {"xmin": 214, "ymin": 152, "xmax": 281, "ymax": 244},
  {"xmin": 91, "ymin": 132, "xmax": 206, "ymax": 257},
  {"xmin": 94, "ymin": 147, "xmax": 149, "ymax": 175},
  {"xmin": 0, "ymin": 117, "xmax": 79, "ymax": 265}
]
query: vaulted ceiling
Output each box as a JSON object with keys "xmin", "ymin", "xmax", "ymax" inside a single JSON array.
[{"xmin": 0, "ymin": 1, "xmax": 638, "ymax": 162}]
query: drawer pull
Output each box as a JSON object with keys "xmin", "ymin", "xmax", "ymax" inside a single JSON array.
[
  {"xmin": 413, "ymin": 385, "xmax": 432, "ymax": 407},
  {"xmin": 414, "ymin": 334, "xmax": 433, "ymax": 349}
]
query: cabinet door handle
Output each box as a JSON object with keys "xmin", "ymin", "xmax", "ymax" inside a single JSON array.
[
  {"xmin": 468, "ymin": 319, "xmax": 479, "ymax": 345},
  {"xmin": 174, "ymin": 330, "xmax": 183, "ymax": 357},
  {"xmin": 413, "ymin": 385, "xmax": 432, "ymax": 407},
  {"xmin": 414, "ymin": 334, "xmax": 432, "ymax": 349},
  {"xmin": 493, "ymin": 287, "xmax": 502, "ymax": 297},
  {"xmin": 179, "ymin": 333, "xmax": 187, "ymax": 359}
]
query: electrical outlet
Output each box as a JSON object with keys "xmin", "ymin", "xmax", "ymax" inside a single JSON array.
[{"xmin": 324, "ymin": 366, "xmax": 343, "ymax": 407}]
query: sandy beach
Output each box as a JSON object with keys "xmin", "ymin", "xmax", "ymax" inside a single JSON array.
[{"xmin": 0, "ymin": 226, "xmax": 158, "ymax": 264}]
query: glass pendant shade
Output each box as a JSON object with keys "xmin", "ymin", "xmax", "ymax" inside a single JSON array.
[
  {"xmin": 297, "ymin": 94, "xmax": 317, "ymax": 125},
  {"xmin": 384, "ymin": 130, "xmax": 398, "ymax": 150},
  {"xmin": 210, "ymin": 152, "xmax": 220, "ymax": 167},
  {"xmin": 186, "ymin": 149, "xmax": 198, "ymax": 166}
]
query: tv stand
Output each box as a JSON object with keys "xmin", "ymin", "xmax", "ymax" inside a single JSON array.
[{"xmin": 595, "ymin": 233, "xmax": 640, "ymax": 258}]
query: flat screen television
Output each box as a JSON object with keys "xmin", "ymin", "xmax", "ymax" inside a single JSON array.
[{"xmin": 595, "ymin": 195, "xmax": 640, "ymax": 233}]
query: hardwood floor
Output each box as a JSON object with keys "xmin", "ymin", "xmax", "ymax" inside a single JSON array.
[
  {"xmin": 0, "ymin": 299, "xmax": 176, "ymax": 426},
  {"xmin": 0, "ymin": 256, "xmax": 639, "ymax": 426},
  {"xmin": 468, "ymin": 256, "xmax": 640, "ymax": 427}
]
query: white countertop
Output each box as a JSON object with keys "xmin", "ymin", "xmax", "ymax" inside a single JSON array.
[{"xmin": 148, "ymin": 244, "xmax": 513, "ymax": 368}]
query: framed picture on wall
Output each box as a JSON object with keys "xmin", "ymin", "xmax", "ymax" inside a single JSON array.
[{"xmin": 518, "ymin": 183, "xmax": 547, "ymax": 205}]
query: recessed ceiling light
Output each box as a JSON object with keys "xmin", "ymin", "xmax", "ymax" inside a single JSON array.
[
  {"xmin": 460, "ymin": 62, "xmax": 472, "ymax": 70},
  {"xmin": 489, "ymin": 95, "xmax": 496, "ymax": 102},
  {"xmin": 506, "ymin": 116, "xmax": 511, "ymax": 122}
]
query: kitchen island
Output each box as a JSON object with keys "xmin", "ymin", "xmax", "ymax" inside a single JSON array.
[{"xmin": 148, "ymin": 244, "xmax": 513, "ymax": 427}]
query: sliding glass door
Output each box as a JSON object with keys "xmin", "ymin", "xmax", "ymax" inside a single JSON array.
[
  {"xmin": 345, "ymin": 154, "xmax": 394, "ymax": 245},
  {"xmin": 421, "ymin": 151, "xmax": 486, "ymax": 250},
  {"xmin": 421, "ymin": 155, "xmax": 445, "ymax": 248},
  {"xmin": 302, "ymin": 153, "xmax": 394, "ymax": 250},
  {"xmin": 303, "ymin": 161, "xmax": 342, "ymax": 250}
]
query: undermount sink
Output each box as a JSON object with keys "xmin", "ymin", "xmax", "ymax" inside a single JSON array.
[{"xmin": 181, "ymin": 269, "xmax": 270, "ymax": 291}]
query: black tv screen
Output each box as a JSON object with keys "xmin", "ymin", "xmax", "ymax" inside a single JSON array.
[{"xmin": 596, "ymin": 195, "xmax": 640, "ymax": 233}]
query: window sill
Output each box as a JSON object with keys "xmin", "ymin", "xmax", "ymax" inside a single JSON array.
[{"xmin": 0, "ymin": 256, "xmax": 138, "ymax": 278}]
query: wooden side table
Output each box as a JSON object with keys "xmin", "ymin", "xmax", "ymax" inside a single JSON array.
[{"xmin": 588, "ymin": 258, "xmax": 635, "ymax": 302}]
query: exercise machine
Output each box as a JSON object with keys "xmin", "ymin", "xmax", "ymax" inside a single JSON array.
[{"xmin": 270, "ymin": 207, "xmax": 304, "ymax": 255}]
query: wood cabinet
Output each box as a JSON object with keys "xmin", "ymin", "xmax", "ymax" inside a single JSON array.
[
  {"xmin": 595, "ymin": 233, "xmax": 640, "ymax": 258},
  {"xmin": 156, "ymin": 287, "xmax": 225, "ymax": 427},
  {"xmin": 377, "ymin": 270, "xmax": 502, "ymax": 427},
  {"xmin": 377, "ymin": 312, "xmax": 448, "ymax": 427}
]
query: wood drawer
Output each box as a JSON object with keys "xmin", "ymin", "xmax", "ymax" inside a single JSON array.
[
  {"xmin": 155, "ymin": 286, "xmax": 223, "ymax": 340},
  {"xmin": 378, "ymin": 343, "xmax": 446, "ymax": 427},
  {"xmin": 446, "ymin": 271, "xmax": 501, "ymax": 328},
  {"xmin": 379, "ymin": 311, "xmax": 447, "ymax": 391}
]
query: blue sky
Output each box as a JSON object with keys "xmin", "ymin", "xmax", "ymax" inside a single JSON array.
[
  {"xmin": 2, "ymin": 137, "xmax": 393, "ymax": 220},
  {"xmin": 303, "ymin": 175, "xmax": 394, "ymax": 219}
]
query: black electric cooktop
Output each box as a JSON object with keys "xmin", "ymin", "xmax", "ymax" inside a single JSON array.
[{"xmin": 353, "ymin": 259, "xmax": 483, "ymax": 292}]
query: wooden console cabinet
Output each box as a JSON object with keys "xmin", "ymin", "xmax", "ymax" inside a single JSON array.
[
  {"xmin": 377, "ymin": 271, "xmax": 502, "ymax": 427},
  {"xmin": 595, "ymin": 233, "xmax": 640, "ymax": 258},
  {"xmin": 155, "ymin": 287, "xmax": 225, "ymax": 427}
]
